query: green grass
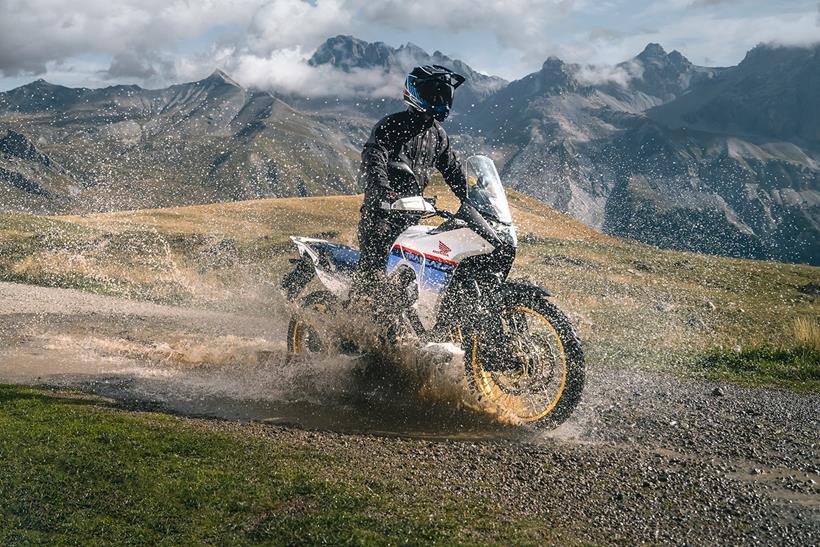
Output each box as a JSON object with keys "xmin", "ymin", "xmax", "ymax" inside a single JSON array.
[
  {"xmin": 694, "ymin": 345, "xmax": 820, "ymax": 393},
  {"xmin": 0, "ymin": 385, "xmax": 552, "ymax": 545}
]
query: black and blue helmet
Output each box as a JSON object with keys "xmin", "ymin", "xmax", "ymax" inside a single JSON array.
[{"xmin": 403, "ymin": 65, "xmax": 465, "ymax": 121}]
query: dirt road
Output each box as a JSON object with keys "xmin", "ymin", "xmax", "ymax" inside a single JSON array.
[{"xmin": 0, "ymin": 281, "xmax": 817, "ymax": 544}]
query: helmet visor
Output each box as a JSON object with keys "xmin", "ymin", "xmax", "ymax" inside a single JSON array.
[{"xmin": 415, "ymin": 78, "xmax": 454, "ymax": 108}]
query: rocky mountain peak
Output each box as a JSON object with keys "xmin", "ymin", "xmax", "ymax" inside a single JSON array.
[
  {"xmin": 18, "ymin": 79, "xmax": 67, "ymax": 92},
  {"xmin": 626, "ymin": 43, "xmax": 703, "ymax": 100},
  {"xmin": 739, "ymin": 42, "xmax": 820, "ymax": 69},
  {"xmin": 201, "ymin": 69, "xmax": 241, "ymax": 88},
  {"xmin": 667, "ymin": 50, "xmax": 688, "ymax": 65},
  {"xmin": 316, "ymin": 33, "xmax": 359, "ymax": 49},
  {"xmin": 542, "ymin": 56, "xmax": 566, "ymax": 70},
  {"xmin": 635, "ymin": 43, "xmax": 693, "ymax": 69},
  {"xmin": 537, "ymin": 56, "xmax": 576, "ymax": 90},
  {"xmin": 309, "ymin": 35, "xmax": 392, "ymax": 71},
  {"xmin": 648, "ymin": 41, "xmax": 820, "ymax": 147},
  {"xmin": 637, "ymin": 43, "xmax": 668, "ymax": 61},
  {"xmin": 401, "ymin": 42, "xmax": 428, "ymax": 58},
  {"xmin": 0, "ymin": 79, "xmax": 84, "ymax": 112}
]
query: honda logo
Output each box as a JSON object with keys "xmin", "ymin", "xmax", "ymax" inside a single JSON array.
[{"xmin": 435, "ymin": 241, "xmax": 451, "ymax": 256}]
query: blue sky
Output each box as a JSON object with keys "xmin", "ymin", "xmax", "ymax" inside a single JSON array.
[{"xmin": 1, "ymin": 0, "xmax": 818, "ymax": 91}]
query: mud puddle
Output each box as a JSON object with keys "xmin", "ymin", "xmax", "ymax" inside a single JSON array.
[
  {"xmin": 0, "ymin": 280, "xmax": 533, "ymax": 439},
  {"xmin": 2, "ymin": 342, "xmax": 529, "ymax": 440}
]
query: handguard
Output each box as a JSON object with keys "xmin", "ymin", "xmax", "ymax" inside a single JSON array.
[{"xmin": 380, "ymin": 196, "xmax": 436, "ymax": 214}]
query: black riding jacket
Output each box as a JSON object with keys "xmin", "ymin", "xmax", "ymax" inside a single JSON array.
[{"xmin": 359, "ymin": 109, "xmax": 468, "ymax": 212}]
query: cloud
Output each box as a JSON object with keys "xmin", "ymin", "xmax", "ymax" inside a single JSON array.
[
  {"xmin": 573, "ymin": 60, "xmax": 643, "ymax": 87},
  {"xmin": 104, "ymin": 51, "xmax": 163, "ymax": 80},
  {"xmin": 0, "ymin": 0, "xmax": 369, "ymax": 96},
  {"xmin": 586, "ymin": 28, "xmax": 630, "ymax": 43},
  {"xmin": 358, "ymin": 0, "xmax": 577, "ymax": 62},
  {"xmin": 223, "ymin": 46, "xmax": 402, "ymax": 98},
  {"xmin": 0, "ymin": 0, "xmax": 263, "ymax": 76},
  {"xmin": 244, "ymin": 0, "xmax": 353, "ymax": 54},
  {"xmin": 197, "ymin": 1, "xmax": 401, "ymax": 98},
  {"xmin": 1, "ymin": 0, "xmax": 819, "ymax": 91},
  {"xmin": 688, "ymin": 0, "xmax": 739, "ymax": 7},
  {"xmin": 559, "ymin": 5, "xmax": 820, "ymax": 67}
]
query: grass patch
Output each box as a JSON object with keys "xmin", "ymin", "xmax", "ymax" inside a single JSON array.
[
  {"xmin": 694, "ymin": 345, "xmax": 820, "ymax": 393},
  {"xmin": 0, "ymin": 385, "xmax": 553, "ymax": 545}
]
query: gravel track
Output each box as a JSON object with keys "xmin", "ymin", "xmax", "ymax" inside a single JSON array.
[{"xmin": 0, "ymin": 281, "xmax": 817, "ymax": 544}]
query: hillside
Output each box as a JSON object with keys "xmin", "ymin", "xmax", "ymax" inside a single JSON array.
[
  {"xmin": 0, "ymin": 189, "xmax": 816, "ymax": 388},
  {"xmin": 0, "ymin": 129, "xmax": 78, "ymax": 213}
]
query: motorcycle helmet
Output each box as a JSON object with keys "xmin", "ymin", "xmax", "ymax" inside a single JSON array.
[{"xmin": 403, "ymin": 65, "xmax": 465, "ymax": 121}]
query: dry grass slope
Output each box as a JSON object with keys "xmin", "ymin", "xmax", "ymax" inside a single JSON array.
[{"xmin": 1, "ymin": 186, "xmax": 818, "ymax": 389}]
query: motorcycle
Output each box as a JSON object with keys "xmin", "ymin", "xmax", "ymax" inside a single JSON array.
[{"xmin": 281, "ymin": 155, "xmax": 584, "ymax": 428}]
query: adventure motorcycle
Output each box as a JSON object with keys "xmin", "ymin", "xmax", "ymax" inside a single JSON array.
[{"xmin": 282, "ymin": 155, "xmax": 584, "ymax": 428}]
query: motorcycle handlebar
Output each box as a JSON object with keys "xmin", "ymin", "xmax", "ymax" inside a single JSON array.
[{"xmin": 382, "ymin": 200, "xmax": 501, "ymax": 246}]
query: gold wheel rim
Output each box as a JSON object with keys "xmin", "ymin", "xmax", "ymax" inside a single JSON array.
[
  {"xmin": 290, "ymin": 301, "xmax": 328, "ymax": 355},
  {"xmin": 471, "ymin": 306, "xmax": 567, "ymax": 423},
  {"xmin": 290, "ymin": 319, "xmax": 303, "ymax": 354}
]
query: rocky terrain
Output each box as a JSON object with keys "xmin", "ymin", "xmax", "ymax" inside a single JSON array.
[
  {"xmin": 1, "ymin": 37, "xmax": 818, "ymax": 264},
  {"xmin": 0, "ymin": 128, "xmax": 77, "ymax": 213}
]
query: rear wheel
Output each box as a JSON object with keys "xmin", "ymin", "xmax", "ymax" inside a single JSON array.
[{"xmin": 464, "ymin": 292, "xmax": 584, "ymax": 428}]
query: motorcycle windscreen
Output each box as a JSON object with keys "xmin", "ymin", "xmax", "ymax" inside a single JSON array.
[{"xmin": 464, "ymin": 156, "xmax": 512, "ymax": 225}]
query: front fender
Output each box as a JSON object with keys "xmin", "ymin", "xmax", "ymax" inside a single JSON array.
[{"xmin": 501, "ymin": 279, "xmax": 552, "ymax": 306}]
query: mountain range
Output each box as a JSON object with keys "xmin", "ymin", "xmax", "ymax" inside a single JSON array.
[
  {"xmin": 1, "ymin": 36, "xmax": 817, "ymax": 264},
  {"xmin": 0, "ymin": 69, "xmax": 360, "ymax": 212}
]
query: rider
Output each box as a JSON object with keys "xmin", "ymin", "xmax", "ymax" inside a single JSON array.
[{"xmin": 352, "ymin": 65, "xmax": 469, "ymax": 301}]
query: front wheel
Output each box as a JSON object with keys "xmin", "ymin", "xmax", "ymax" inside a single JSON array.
[{"xmin": 464, "ymin": 291, "xmax": 584, "ymax": 428}]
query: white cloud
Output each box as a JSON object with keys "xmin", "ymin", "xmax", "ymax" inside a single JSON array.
[
  {"xmin": 0, "ymin": 0, "xmax": 264, "ymax": 75},
  {"xmin": 224, "ymin": 46, "xmax": 402, "ymax": 98},
  {"xmin": 554, "ymin": 3, "xmax": 820, "ymax": 67},
  {"xmin": 359, "ymin": 0, "xmax": 577, "ymax": 60},
  {"xmin": 1, "ymin": 0, "xmax": 579, "ymax": 77},
  {"xmin": 1, "ymin": 0, "xmax": 819, "ymax": 91},
  {"xmin": 573, "ymin": 60, "xmax": 644, "ymax": 87},
  {"xmin": 244, "ymin": 0, "xmax": 353, "ymax": 54}
]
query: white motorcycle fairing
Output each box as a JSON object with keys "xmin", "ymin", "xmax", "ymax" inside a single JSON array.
[
  {"xmin": 290, "ymin": 236, "xmax": 359, "ymax": 300},
  {"xmin": 386, "ymin": 226, "xmax": 493, "ymax": 330}
]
